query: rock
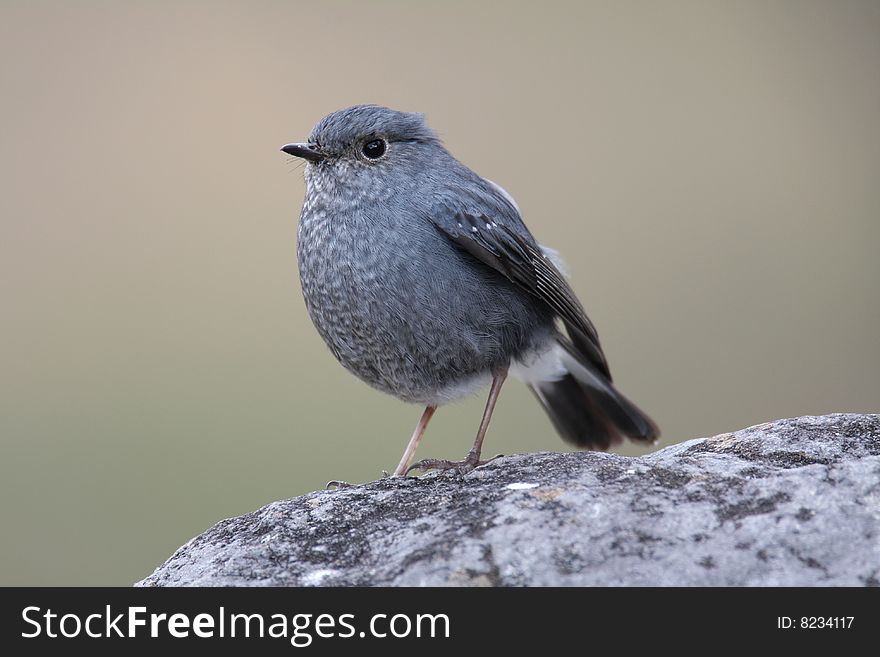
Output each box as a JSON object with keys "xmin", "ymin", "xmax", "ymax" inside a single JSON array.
[{"xmin": 136, "ymin": 414, "xmax": 880, "ymax": 586}]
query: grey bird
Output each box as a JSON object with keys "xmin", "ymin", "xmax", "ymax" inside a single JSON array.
[{"xmin": 282, "ymin": 105, "xmax": 658, "ymax": 476}]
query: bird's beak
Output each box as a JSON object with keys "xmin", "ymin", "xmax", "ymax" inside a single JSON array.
[{"xmin": 280, "ymin": 142, "xmax": 325, "ymax": 162}]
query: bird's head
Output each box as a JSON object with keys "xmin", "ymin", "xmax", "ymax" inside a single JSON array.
[{"xmin": 281, "ymin": 105, "xmax": 442, "ymax": 199}]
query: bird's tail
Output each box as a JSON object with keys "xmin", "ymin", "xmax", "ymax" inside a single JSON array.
[{"xmin": 527, "ymin": 338, "xmax": 659, "ymax": 450}]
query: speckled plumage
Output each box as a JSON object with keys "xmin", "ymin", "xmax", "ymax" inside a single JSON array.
[{"xmin": 284, "ymin": 105, "xmax": 658, "ymax": 461}]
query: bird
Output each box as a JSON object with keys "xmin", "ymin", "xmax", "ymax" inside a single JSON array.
[{"xmin": 281, "ymin": 105, "xmax": 658, "ymax": 476}]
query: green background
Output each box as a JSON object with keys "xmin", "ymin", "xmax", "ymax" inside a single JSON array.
[{"xmin": 1, "ymin": 0, "xmax": 878, "ymax": 585}]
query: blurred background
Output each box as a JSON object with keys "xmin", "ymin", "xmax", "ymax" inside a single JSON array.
[{"xmin": 1, "ymin": 0, "xmax": 878, "ymax": 585}]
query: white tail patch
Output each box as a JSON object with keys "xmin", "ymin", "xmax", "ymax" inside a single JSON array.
[{"xmin": 510, "ymin": 341, "xmax": 567, "ymax": 385}]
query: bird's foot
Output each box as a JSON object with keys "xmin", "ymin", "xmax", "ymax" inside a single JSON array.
[
  {"xmin": 330, "ymin": 472, "xmax": 412, "ymax": 486},
  {"xmin": 405, "ymin": 452, "xmax": 503, "ymax": 476}
]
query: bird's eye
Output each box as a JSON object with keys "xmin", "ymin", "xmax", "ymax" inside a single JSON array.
[{"xmin": 362, "ymin": 139, "xmax": 386, "ymax": 159}]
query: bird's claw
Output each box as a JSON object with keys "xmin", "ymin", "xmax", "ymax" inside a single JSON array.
[
  {"xmin": 405, "ymin": 453, "xmax": 504, "ymax": 476},
  {"xmin": 325, "ymin": 480, "xmax": 353, "ymax": 489}
]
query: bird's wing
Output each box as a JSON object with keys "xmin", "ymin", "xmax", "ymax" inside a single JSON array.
[{"xmin": 427, "ymin": 204, "xmax": 611, "ymax": 380}]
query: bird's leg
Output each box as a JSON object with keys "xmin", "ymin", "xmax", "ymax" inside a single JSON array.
[
  {"xmin": 406, "ymin": 369, "xmax": 508, "ymax": 475},
  {"xmin": 391, "ymin": 405, "xmax": 437, "ymax": 476}
]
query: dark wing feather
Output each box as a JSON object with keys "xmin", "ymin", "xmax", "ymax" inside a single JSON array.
[{"xmin": 428, "ymin": 211, "xmax": 611, "ymax": 380}]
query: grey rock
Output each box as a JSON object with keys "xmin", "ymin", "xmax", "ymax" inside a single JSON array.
[{"xmin": 136, "ymin": 414, "xmax": 880, "ymax": 586}]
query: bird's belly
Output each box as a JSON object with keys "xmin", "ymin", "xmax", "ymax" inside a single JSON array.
[{"xmin": 300, "ymin": 272, "xmax": 491, "ymax": 403}]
